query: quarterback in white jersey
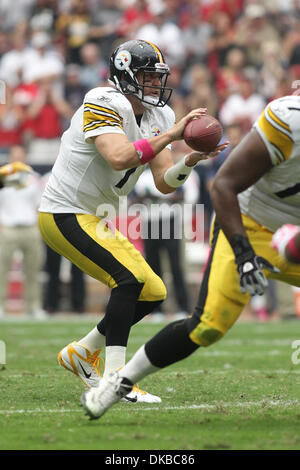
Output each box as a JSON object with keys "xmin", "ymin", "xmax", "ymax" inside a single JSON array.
[
  {"xmin": 39, "ymin": 86, "xmax": 175, "ymax": 214},
  {"xmin": 80, "ymin": 95, "xmax": 300, "ymax": 421},
  {"xmin": 38, "ymin": 39, "xmax": 227, "ymax": 404}
]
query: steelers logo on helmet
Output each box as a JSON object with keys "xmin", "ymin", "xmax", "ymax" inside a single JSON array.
[{"xmin": 114, "ymin": 50, "xmax": 132, "ymax": 71}]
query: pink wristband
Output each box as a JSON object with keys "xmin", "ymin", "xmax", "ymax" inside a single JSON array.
[
  {"xmin": 133, "ymin": 139, "xmax": 155, "ymax": 165},
  {"xmin": 286, "ymin": 236, "xmax": 300, "ymax": 262}
]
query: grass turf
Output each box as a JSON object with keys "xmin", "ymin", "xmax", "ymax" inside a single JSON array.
[{"xmin": 0, "ymin": 318, "xmax": 300, "ymax": 450}]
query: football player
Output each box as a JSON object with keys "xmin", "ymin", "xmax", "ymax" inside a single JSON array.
[
  {"xmin": 38, "ymin": 39, "xmax": 228, "ymax": 403},
  {"xmin": 80, "ymin": 94, "xmax": 300, "ymax": 419},
  {"xmin": 272, "ymin": 224, "xmax": 300, "ymax": 264}
]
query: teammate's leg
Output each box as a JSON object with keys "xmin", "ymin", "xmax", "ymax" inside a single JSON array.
[
  {"xmin": 80, "ymin": 219, "xmax": 251, "ymax": 418},
  {"xmin": 80, "ymin": 215, "xmax": 300, "ymax": 417},
  {"xmin": 118, "ymin": 215, "xmax": 300, "ymax": 383}
]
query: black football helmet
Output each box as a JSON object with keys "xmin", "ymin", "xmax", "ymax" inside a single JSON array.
[{"xmin": 109, "ymin": 39, "xmax": 172, "ymax": 107}]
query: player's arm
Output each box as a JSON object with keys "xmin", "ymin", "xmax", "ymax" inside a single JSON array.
[
  {"xmin": 93, "ymin": 108, "xmax": 208, "ymax": 171},
  {"xmin": 210, "ymin": 128, "xmax": 279, "ymax": 295},
  {"xmin": 149, "ymin": 144, "xmax": 229, "ymax": 194},
  {"xmin": 94, "ymin": 132, "xmax": 172, "ymax": 171},
  {"xmin": 211, "ymin": 128, "xmax": 272, "ymax": 239}
]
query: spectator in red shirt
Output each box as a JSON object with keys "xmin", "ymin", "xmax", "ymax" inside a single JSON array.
[
  {"xmin": 24, "ymin": 76, "xmax": 73, "ymax": 173},
  {"xmin": 200, "ymin": 0, "xmax": 243, "ymax": 23},
  {"xmin": 117, "ymin": 0, "xmax": 153, "ymax": 38}
]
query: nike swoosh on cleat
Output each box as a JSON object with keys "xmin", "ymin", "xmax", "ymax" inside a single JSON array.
[
  {"xmin": 123, "ymin": 395, "xmax": 138, "ymax": 403},
  {"xmin": 78, "ymin": 362, "xmax": 92, "ymax": 379}
]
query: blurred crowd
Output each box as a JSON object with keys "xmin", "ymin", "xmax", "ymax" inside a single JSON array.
[
  {"xmin": 0, "ymin": 0, "xmax": 300, "ymax": 170},
  {"xmin": 0, "ymin": 0, "xmax": 300, "ymax": 318},
  {"xmin": 0, "ymin": 0, "xmax": 300, "ymax": 215}
]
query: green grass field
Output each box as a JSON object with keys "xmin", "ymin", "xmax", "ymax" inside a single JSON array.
[{"xmin": 0, "ymin": 317, "xmax": 300, "ymax": 450}]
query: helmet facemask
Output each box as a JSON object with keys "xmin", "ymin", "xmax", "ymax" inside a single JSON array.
[{"xmin": 134, "ymin": 63, "xmax": 173, "ymax": 108}]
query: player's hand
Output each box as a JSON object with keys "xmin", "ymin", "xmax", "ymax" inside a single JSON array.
[
  {"xmin": 168, "ymin": 108, "xmax": 207, "ymax": 142},
  {"xmin": 231, "ymin": 234, "xmax": 280, "ymax": 296},
  {"xmin": 237, "ymin": 255, "xmax": 279, "ymax": 296},
  {"xmin": 185, "ymin": 141, "xmax": 230, "ymax": 167},
  {"xmin": 0, "ymin": 161, "xmax": 33, "ymax": 177},
  {"xmin": 271, "ymin": 224, "xmax": 300, "ymax": 259}
]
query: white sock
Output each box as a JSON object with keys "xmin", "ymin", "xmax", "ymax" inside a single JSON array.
[
  {"xmin": 78, "ymin": 327, "xmax": 105, "ymax": 353},
  {"xmin": 103, "ymin": 346, "xmax": 126, "ymax": 379},
  {"xmin": 119, "ymin": 345, "xmax": 159, "ymax": 384}
]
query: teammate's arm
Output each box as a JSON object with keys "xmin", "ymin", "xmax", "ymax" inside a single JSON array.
[
  {"xmin": 210, "ymin": 128, "xmax": 279, "ymax": 296},
  {"xmin": 211, "ymin": 128, "xmax": 272, "ymax": 240}
]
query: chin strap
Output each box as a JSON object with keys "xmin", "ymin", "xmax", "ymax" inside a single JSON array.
[{"xmin": 112, "ymin": 76, "xmax": 162, "ymax": 108}]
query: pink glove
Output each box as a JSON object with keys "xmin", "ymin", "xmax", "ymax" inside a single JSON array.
[{"xmin": 271, "ymin": 224, "xmax": 300, "ymax": 258}]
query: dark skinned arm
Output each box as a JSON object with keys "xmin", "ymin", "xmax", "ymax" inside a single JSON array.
[
  {"xmin": 210, "ymin": 128, "xmax": 273, "ymax": 242},
  {"xmin": 210, "ymin": 128, "xmax": 279, "ymax": 296}
]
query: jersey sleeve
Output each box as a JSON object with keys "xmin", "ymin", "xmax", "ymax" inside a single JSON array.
[
  {"xmin": 83, "ymin": 91, "xmax": 126, "ymax": 142},
  {"xmin": 253, "ymin": 99, "xmax": 294, "ymax": 166}
]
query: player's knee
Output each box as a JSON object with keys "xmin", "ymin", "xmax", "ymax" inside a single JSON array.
[
  {"xmin": 112, "ymin": 280, "xmax": 144, "ymax": 300},
  {"xmin": 157, "ymin": 277, "xmax": 167, "ymax": 300},
  {"xmin": 142, "ymin": 274, "xmax": 167, "ymax": 302},
  {"xmin": 188, "ymin": 321, "xmax": 224, "ymax": 347},
  {"xmin": 151, "ymin": 275, "xmax": 167, "ymax": 301}
]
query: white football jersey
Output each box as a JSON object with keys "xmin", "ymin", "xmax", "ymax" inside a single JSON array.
[
  {"xmin": 39, "ymin": 86, "xmax": 175, "ymax": 215},
  {"xmin": 238, "ymin": 95, "xmax": 300, "ymax": 232}
]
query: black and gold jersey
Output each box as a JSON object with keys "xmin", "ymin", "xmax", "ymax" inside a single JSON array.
[{"xmin": 39, "ymin": 86, "xmax": 175, "ymax": 215}]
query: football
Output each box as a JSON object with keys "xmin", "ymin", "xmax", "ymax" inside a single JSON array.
[{"xmin": 183, "ymin": 115, "xmax": 223, "ymax": 152}]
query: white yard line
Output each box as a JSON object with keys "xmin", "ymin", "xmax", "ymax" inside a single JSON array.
[
  {"xmin": 5, "ymin": 374, "xmax": 50, "ymax": 378},
  {"xmin": 4, "ymin": 368, "xmax": 300, "ymax": 378},
  {"xmin": 0, "ymin": 399, "xmax": 299, "ymax": 415},
  {"xmin": 164, "ymin": 368, "xmax": 300, "ymax": 375}
]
